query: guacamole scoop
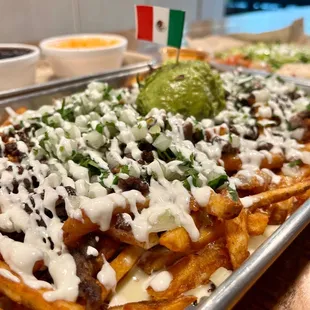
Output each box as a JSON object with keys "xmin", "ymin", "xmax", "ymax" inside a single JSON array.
[{"xmin": 136, "ymin": 61, "xmax": 225, "ymax": 120}]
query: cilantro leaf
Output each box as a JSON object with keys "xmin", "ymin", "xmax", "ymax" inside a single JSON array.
[
  {"xmin": 116, "ymin": 94, "xmax": 122, "ymax": 101},
  {"xmin": 120, "ymin": 165, "xmax": 129, "ymax": 174},
  {"xmin": 112, "ymin": 175, "xmax": 119, "ymax": 185},
  {"xmin": 228, "ymin": 186, "xmax": 239, "ymax": 202},
  {"xmin": 70, "ymin": 152, "xmax": 110, "ymax": 178},
  {"xmin": 183, "ymin": 178, "xmax": 191, "ymax": 190},
  {"xmin": 208, "ymin": 174, "xmax": 228, "ymax": 190},
  {"xmin": 288, "ymin": 159, "xmax": 302, "ymax": 167},
  {"xmin": 103, "ymin": 86, "xmax": 112, "ymax": 100},
  {"xmin": 57, "ymin": 99, "xmax": 75, "ymax": 122},
  {"xmin": 96, "ymin": 123, "xmax": 104, "ymax": 134}
]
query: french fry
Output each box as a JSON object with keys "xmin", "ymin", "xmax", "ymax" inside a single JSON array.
[
  {"xmin": 93, "ymin": 236, "xmax": 121, "ymax": 273},
  {"xmin": 1, "ymin": 107, "xmax": 27, "ymax": 126},
  {"xmin": 268, "ymin": 197, "xmax": 297, "ymax": 225},
  {"xmin": 207, "ymin": 189, "xmax": 242, "ymax": 220},
  {"xmin": 245, "ymin": 179, "xmax": 310, "ymax": 212},
  {"xmin": 225, "ymin": 209, "xmax": 249, "ymax": 269},
  {"xmin": 235, "ymin": 169, "xmax": 272, "ymax": 193},
  {"xmin": 106, "ymin": 227, "xmax": 158, "ymax": 250},
  {"xmin": 138, "ymin": 246, "xmax": 184, "ymax": 275},
  {"xmin": 247, "ymin": 212, "xmax": 269, "ymax": 236},
  {"xmin": 101, "ymin": 246, "xmax": 144, "ymax": 300},
  {"xmin": 159, "ymin": 221, "xmax": 224, "ymax": 253},
  {"xmin": 63, "ymin": 202, "xmax": 149, "ymax": 247},
  {"xmin": 222, "ymin": 153, "xmax": 284, "ymax": 172},
  {"xmin": 109, "ymin": 295, "xmax": 197, "ymax": 310},
  {"xmin": 147, "ymin": 240, "xmax": 231, "ymax": 300},
  {"xmin": 63, "ymin": 211, "xmax": 99, "ymax": 248},
  {"xmin": 0, "ymin": 261, "xmax": 84, "ymax": 310}
]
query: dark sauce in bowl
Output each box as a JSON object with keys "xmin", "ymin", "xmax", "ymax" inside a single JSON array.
[{"xmin": 0, "ymin": 48, "xmax": 33, "ymax": 60}]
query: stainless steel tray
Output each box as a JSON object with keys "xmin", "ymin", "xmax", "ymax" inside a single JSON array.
[
  {"xmin": 210, "ymin": 61, "xmax": 310, "ymax": 89},
  {"xmin": 0, "ymin": 63, "xmax": 309, "ymax": 310}
]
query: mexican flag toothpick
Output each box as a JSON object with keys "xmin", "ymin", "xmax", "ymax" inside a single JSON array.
[{"xmin": 135, "ymin": 5, "xmax": 185, "ymax": 63}]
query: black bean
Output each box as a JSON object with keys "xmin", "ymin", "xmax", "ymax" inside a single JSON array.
[
  {"xmin": 17, "ymin": 166, "xmax": 24, "ymax": 174},
  {"xmin": 2, "ymin": 231, "xmax": 25, "ymax": 242},
  {"xmin": 289, "ymin": 111, "xmax": 310, "ymax": 130},
  {"xmin": 229, "ymin": 125, "xmax": 239, "ymax": 136},
  {"xmin": 36, "ymin": 218, "xmax": 47, "ymax": 228},
  {"xmin": 44, "ymin": 208, "xmax": 53, "ymax": 219},
  {"xmin": 192, "ymin": 130, "xmax": 204, "ymax": 144},
  {"xmin": 183, "ymin": 122, "xmax": 193, "ymax": 141},
  {"xmin": 24, "ymin": 204, "xmax": 33, "ymax": 215},
  {"xmin": 23, "ymin": 179, "xmax": 32, "ymax": 191},
  {"xmin": 30, "ymin": 196, "xmax": 35, "ymax": 207},
  {"xmin": 139, "ymin": 141, "xmax": 153, "ymax": 152},
  {"xmin": 65, "ymin": 186, "xmax": 76, "ymax": 196},
  {"xmin": 118, "ymin": 177, "xmax": 149, "ymax": 196},
  {"xmin": 48, "ymin": 237, "xmax": 55, "ymax": 250},
  {"xmin": 115, "ymin": 214, "xmax": 132, "ymax": 232},
  {"xmin": 141, "ymin": 150, "xmax": 154, "ymax": 163},
  {"xmin": 244, "ymin": 127, "xmax": 259, "ymax": 140},
  {"xmin": 222, "ymin": 142, "xmax": 238, "ymax": 154},
  {"xmin": 55, "ymin": 202, "xmax": 68, "ymax": 222},
  {"xmin": 34, "ymin": 268, "xmax": 54, "ymax": 284},
  {"xmin": 12, "ymin": 179, "xmax": 19, "ymax": 194},
  {"xmin": 257, "ymin": 142, "xmax": 273, "ymax": 151},
  {"xmin": 6, "ymin": 166, "xmax": 13, "ymax": 172},
  {"xmin": 31, "ymin": 176, "xmax": 39, "ymax": 188},
  {"xmin": 4, "ymin": 142, "xmax": 20, "ymax": 157},
  {"xmin": 208, "ymin": 283, "xmax": 216, "ymax": 292},
  {"xmin": 288, "ymin": 91, "xmax": 301, "ymax": 100}
]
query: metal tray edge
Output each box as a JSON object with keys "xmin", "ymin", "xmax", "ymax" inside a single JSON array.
[{"xmin": 210, "ymin": 61, "xmax": 310, "ymax": 89}]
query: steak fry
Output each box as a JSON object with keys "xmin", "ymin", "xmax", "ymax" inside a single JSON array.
[
  {"xmin": 147, "ymin": 240, "xmax": 231, "ymax": 300},
  {"xmin": 225, "ymin": 209, "xmax": 249, "ymax": 269}
]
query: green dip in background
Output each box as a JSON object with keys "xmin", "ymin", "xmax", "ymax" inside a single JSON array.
[{"xmin": 136, "ymin": 61, "xmax": 225, "ymax": 120}]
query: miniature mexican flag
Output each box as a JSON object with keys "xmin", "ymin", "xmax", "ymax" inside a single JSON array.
[{"xmin": 135, "ymin": 5, "xmax": 185, "ymax": 48}]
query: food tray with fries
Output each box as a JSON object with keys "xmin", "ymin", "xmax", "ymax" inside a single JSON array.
[{"xmin": 0, "ymin": 62, "xmax": 310, "ymax": 310}]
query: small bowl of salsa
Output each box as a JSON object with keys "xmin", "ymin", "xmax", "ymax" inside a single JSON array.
[
  {"xmin": 0, "ymin": 44, "xmax": 40, "ymax": 91},
  {"xmin": 40, "ymin": 34, "xmax": 128, "ymax": 78}
]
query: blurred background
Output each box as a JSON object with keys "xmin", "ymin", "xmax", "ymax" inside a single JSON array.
[{"xmin": 1, "ymin": 0, "xmax": 309, "ymax": 44}]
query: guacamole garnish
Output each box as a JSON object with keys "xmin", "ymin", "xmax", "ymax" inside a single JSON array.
[{"xmin": 136, "ymin": 61, "xmax": 225, "ymax": 120}]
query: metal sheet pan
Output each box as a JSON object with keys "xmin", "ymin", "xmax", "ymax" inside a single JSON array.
[
  {"xmin": 0, "ymin": 63, "xmax": 309, "ymax": 310},
  {"xmin": 210, "ymin": 61, "xmax": 310, "ymax": 89}
]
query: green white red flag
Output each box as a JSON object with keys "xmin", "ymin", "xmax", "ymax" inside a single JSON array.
[{"xmin": 135, "ymin": 5, "xmax": 185, "ymax": 48}]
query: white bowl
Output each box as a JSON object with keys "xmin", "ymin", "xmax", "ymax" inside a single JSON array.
[
  {"xmin": 0, "ymin": 44, "xmax": 40, "ymax": 91},
  {"xmin": 40, "ymin": 34, "xmax": 128, "ymax": 78}
]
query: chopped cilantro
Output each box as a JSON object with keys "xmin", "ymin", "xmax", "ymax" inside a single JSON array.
[
  {"xmin": 183, "ymin": 178, "xmax": 191, "ymax": 190},
  {"xmin": 39, "ymin": 132, "xmax": 49, "ymax": 153},
  {"xmin": 120, "ymin": 165, "xmax": 129, "ymax": 174},
  {"xmin": 228, "ymin": 186, "xmax": 239, "ymax": 202},
  {"xmin": 208, "ymin": 174, "xmax": 228, "ymax": 190},
  {"xmin": 70, "ymin": 152, "xmax": 110, "ymax": 178},
  {"xmin": 116, "ymin": 94, "xmax": 122, "ymax": 101},
  {"xmin": 96, "ymin": 123, "xmax": 104, "ymax": 134},
  {"xmin": 103, "ymin": 86, "xmax": 113, "ymax": 100},
  {"xmin": 57, "ymin": 99, "xmax": 75, "ymax": 122},
  {"xmin": 112, "ymin": 175, "xmax": 119, "ymax": 185},
  {"xmin": 106, "ymin": 122, "xmax": 119, "ymax": 137},
  {"xmin": 288, "ymin": 159, "xmax": 302, "ymax": 167},
  {"xmin": 157, "ymin": 148, "xmax": 176, "ymax": 162}
]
